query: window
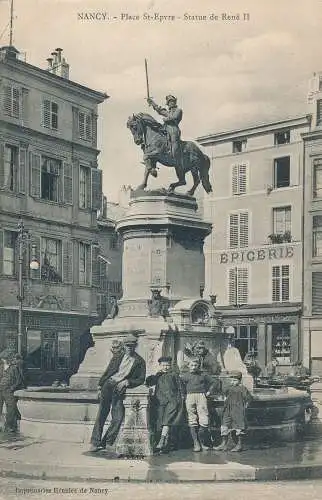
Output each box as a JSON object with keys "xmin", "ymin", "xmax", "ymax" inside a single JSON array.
[
  {"xmin": 41, "ymin": 157, "xmax": 61, "ymax": 202},
  {"xmin": 317, "ymin": 100, "xmax": 322, "ymax": 126},
  {"xmin": 3, "ymin": 230, "xmax": 17, "ymax": 276},
  {"xmin": 79, "ymin": 242, "xmax": 91, "ymax": 285},
  {"xmin": 274, "ymin": 130, "xmax": 290, "ymax": 145},
  {"xmin": 313, "ymin": 215, "xmax": 322, "ymax": 257},
  {"xmin": 312, "ymin": 272, "xmax": 322, "ymax": 315},
  {"xmin": 229, "ymin": 212, "xmax": 249, "ymax": 248},
  {"xmin": 313, "ymin": 159, "xmax": 322, "ymax": 199},
  {"xmin": 78, "ymin": 111, "xmax": 92, "ymax": 141},
  {"xmin": 26, "ymin": 330, "xmax": 41, "ymax": 369},
  {"xmin": 3, "ymin": 85, "xmax": 20, "ymax": 118},
  {"xmin": 41, "ymin": 237, "xmax": 62, "ymax": 282},
  {"xmin": 228, "ymin": 267, "xmax": 248, "ymax": 305},
  {"xmin": 273, "ymin": 206, "xmax": 291, "ymax": 235},
  {"xmin": 272, "ymin": 265, "xmax": 290, "ymax": 302},
  {"xmin": 232, "ymin": 139, "xmax": 247, "ymax": 153},
  {"xmin": 272, "ymin": 324, "xmax": 291, "ymax": 363},
  {"xmin": 57, "ymin": 332, "xmax": 71, "ymax": 369},
  {"xmin": 274, "ymin": 157, "xmax": 290, "ymax": 188},
  {"xmin": 231, "ymin": 325, "xmax": 258, "ymax": 359},
  {"xmin": 42, "ymin": 99, "xmax": 58, "ymax": 130},
  {"xmin": 26, "ymin": 330, "xmax": 71, "ymax": 371},
  {"xmin": 232, "ymin": 163, "xmax": 247, "ymax": 195},
  {"xmin": 3, "ymin": 144, "xmax": 18, "ymax": 191},
  {"xmin": 79, "ymin": 165, "xmax": 91, "ymax": 208}
]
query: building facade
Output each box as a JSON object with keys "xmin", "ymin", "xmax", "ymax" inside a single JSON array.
[
  {"xmin": 303, "ymin": 72, "xmax": 322, "ymax": 375},
  {"xmin": 0, "ymin": 45, "xmax": 110, "ymax": 384},
  {"xmin": 197, "ymin": 115, "xmax": 311, "ymax": 371}
]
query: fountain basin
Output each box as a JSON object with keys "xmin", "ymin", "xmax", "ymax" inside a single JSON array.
[{"xmin": 15, "ymin": 386, "xmax": 314, "ymax": 445}]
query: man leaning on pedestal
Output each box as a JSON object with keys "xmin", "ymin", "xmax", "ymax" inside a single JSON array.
[{"xmin": 89, "ymin": 334, "xmax": 146, "ymax": 452}]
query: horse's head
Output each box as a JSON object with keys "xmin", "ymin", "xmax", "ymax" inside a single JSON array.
[{"xmin": 127, "ymin": 114, "xmax": 145, "ymax": 146}]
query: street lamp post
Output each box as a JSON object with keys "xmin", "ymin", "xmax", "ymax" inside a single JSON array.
[{"xmin": 17, "ymin": 220, "xmax": 39, "ymax": 355}]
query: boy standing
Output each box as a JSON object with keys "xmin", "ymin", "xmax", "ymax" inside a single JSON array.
[
  {"xmin": 180, "ymin": 358, "xmax": 219, "ymax": 452},
  {"xmin": 146, "ymin": 356, "xmax": 184, "ymax": 453},
  {"xmin": 215, "ymin": 370, "xmax": 252, "ymax": 452}
]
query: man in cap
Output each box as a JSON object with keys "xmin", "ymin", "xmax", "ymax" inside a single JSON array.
[
  {"xmin": 147, "ymin": 94, "xmax": 183, "ymax": 167},
  {"xmin": 193, "ymin": 341, "xmax": 222, "ymax": 376},
  {"xmin": 0, "ymin": 349, "xmax": 24, "ymax": 434},
  {"xmin": 89, "ymin": 333, "xmax": 146, "ymax": 452}
]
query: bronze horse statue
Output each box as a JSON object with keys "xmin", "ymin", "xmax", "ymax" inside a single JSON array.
[{"xmin": 127, "ymin": 113, "xmax": 212, "ymax": 196}]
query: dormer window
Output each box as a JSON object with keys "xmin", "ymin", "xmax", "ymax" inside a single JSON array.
[
  {"xmin": 274, "ymin": 130, "xmax": 290, "ymax": 145},
  {"xmin": 232, "ymin": 139, "xmax": 247, "ymax": 153}
]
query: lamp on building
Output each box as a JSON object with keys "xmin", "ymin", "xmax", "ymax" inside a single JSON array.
[{"xmin": 17, "ymin": 220, "xmax": 39, "ymax": 355}]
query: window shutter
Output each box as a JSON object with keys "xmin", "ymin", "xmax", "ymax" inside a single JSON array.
[
  {"xmin": 232, "ymin": 165, "xmax": 238, "ymax": 195},
  {"xmin": 92, "ymin": 113, "xmax": 98, "ymax": 146},
  {"xmin": 79, "ymin": 112, "xmax": 85, "ymax": 138},
  {"xmin": 91, "ymin": 168, "xmax": 102, "ymax": 211},
  {"xmin": 3, "ymin": 85, "xmax": 11, "ymax": 115},
  {"xmin": 85, "ymin": 114, "xmax": 92, "ymax": 140},
  {"xmin": 229, "ymin": 214, "xmax": 239, "ymax": 248},
  {"xmin": 91, "ymin": 245, "xmax": 100, "ymax": 287},
  {"xmin": 63, "ymin": 162, "xmax": 73, "ymax": 204},
  {"xmin": 239, "ymin": 164, "xmax": 247, "ymax": 194},
  {"xmin": 29, "ymin": 234, "xmax": 41, "ymax": 280},
  {"xmin": 0, "ymin": 143, "xmax": 4, "ymax": 188},
  {"xmin": 19, "ymin": 148, "xmax": 27, "ymax": 193},
  {"xmin": 86, "ymin": 244, "xmax": 91, "ymax": 285},
  {"xmin": 42, "ymin": 99, "xmax": 51, "ymax": 128},
  {"xmin": 30, "ymin": 152, "xmax": 41, "ymax": 197},
  {"xmin": 12, "ymin": 88, "xmax": 20, "ymax": 118},
  {"xmin": 317, "ymin": 100, "xmax": 322, "ymax": 126},
  {"xmin": 0, "ymin": 230, "xmax": 3, "ymax": 274},
  {"xmin": 72, "ymin": 107, "xmax": 79, "ymax": 140},
  {"xmin": 239, "ymin": 212, "xmax": 249, "ymax": 247},
  {"xmin": 62, "ymin": 240, "xmax": 73, "ymax": 283},
  {"xmin": 237, "ymin": 268, "xmax": 248, "ymax": 304},
  {"xmin": 228, "ymin": 268, "xmax": 237, "ymax": 305},
  {"xmin": 312, "ymin": 272, "xmax": 322, "ymax": 315},
  {"xmin": 281, "ymin": 265, "xmax": 290, "ymax": 301}
]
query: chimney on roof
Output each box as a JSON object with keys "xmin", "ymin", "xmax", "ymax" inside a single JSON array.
[{"xmin": 47, "ymin": 48, "xmax": 69, "ymax": 79}]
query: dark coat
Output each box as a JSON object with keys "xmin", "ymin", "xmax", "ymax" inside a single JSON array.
[
  {"xmin": 200, "ymin": 351, "xmax": 222, "ymax": 376},
  {"xmin": 146, "ymin": 371, "xmax": 185, "ymax": 429},
  {"xmin": 99, "ymin": 352, "xmax": 146, "ymax": 389},
  {"xmin": 0, "ymin": 363, "xmax": 24, "ymax": 393},
  {"xmin": 222, "ymin": 384, "xmax": 252, "ymax": 431}
]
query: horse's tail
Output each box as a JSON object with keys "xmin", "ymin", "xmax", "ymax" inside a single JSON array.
[{"xmin": 200, "ymin": 154, "xmax": 213, "ymax": 194}]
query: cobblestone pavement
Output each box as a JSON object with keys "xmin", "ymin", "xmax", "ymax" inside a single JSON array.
[{"xmin": 0, "ymin": 478, "xmax": 322, "ymax": 500}]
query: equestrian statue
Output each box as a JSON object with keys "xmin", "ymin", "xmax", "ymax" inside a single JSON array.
[{"xmin": 126, "ymin": 60, "xmax": 212, "ymax": 196}]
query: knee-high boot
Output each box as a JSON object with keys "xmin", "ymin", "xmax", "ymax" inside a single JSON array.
[
  {"xmin": 199, "ymin": 426, "xmax": 212, "ymax": 450},
  {"xmin": 189, "ymin": 426, "xmax": 202, "ymax": 452}
]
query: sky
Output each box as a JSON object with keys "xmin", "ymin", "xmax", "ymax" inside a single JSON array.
[{"xmin": 1, "ymin": 0, "xmax": 322, "ymax": 201}]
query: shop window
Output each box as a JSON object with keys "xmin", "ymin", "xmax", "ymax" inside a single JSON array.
[
  {"xmin": 26, "ymin": 330, "xmax": 71, "ymax": 371},
  {"xmin": 272, "ymin": 265, "xmax": 290, "ymax": 302},
  {"xmin": 274, "ymin": 130, "xmax": 290, "ymax": 145},
  {"xmin": 57, "ymin": 332, "xmax": 71, "ymax": 369},
  {"xmin": 273, "ymin": 206, "xmax": 291, "ymax": 235},
  {"xmin": 3, "ymin": 230, "xmax": 17, "ymax": 276},
  {"xmin": 273, "ymin": 157, "xmax": 290, "ymax": 188},
  {"xmin": 232, "ymin": 163, "xmax": 247, "ymax": 195},
  {"xmin": 228, "ymin": 267, "xmax": 249, "ymax": 305},
  {"xmin": 231, "ymin": 325, "xmax": 258, "ymax": 359},
  {"xmin": 26, "ymin": 330, "xmax": 41, "ymax": 369},
  {"xmin": 313, "ymin": 159, "xmax": 322, "ymax": 199},
  {"xmin": 229, "ymin": 211, "xmax": 249, "ymax": 248},
  {"xmin": 272, "ymin": 324, "xmax": 291, "ymax": 363}
]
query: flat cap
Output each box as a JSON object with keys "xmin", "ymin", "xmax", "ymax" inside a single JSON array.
[
  {"xmin": 123, "ymin": 334, "xmax": 138, "ymax": 345},
  {"xmin": 158, "ymin": 356, "xmax": 172, "ymax": 363}
]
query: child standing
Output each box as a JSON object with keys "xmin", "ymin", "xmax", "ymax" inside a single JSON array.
[
  {"xmin": 146, "ymin": 356, "xmax": 185, "ymax": 453},
  {"xmin": 180, "ymin": 358, "xmax": 219, "ymax": 452},
  {"xmin": 215, "ymin": 370, "xmax": 252, "ymax": 452}
]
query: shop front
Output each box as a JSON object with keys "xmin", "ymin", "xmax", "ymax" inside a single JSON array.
[{"xmin": 218, "ymin": 303, "xmax": 302, "ymax": 373}]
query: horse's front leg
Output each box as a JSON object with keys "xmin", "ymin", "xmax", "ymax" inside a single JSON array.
[
  {"xmin": 136, "ymin": 159, "xmax": 156, "ymax": 190},
  {"xmin": 168, "ymin": 165, "xmax": 186, "ymax": 193}
]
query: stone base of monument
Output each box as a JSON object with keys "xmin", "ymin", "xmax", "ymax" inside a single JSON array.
[{"xmin": 15, "ymin": 386, "xmax": 153, "ymax": 456}]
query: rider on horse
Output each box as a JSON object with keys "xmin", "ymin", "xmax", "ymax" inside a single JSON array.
[{"xmin": 147, "ymin": 95, "xmax": 183, "ymax": 168}]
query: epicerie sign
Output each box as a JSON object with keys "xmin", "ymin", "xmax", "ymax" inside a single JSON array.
[{"xmin": 219, "ymin": 246, "xmax": 294, "ymax": 264}]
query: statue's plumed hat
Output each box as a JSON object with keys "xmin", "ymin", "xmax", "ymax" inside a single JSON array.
[{"xmin": 166, "ymin": 94, "xmax": 177, "ymax": 103}]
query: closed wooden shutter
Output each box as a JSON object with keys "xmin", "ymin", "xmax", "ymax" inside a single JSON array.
[
  {"xmin": 92, "ymin": 113, "xmax": 98, "ymax": 146},
  {"xmin": 0, "ymin": 143, "xmax": 4, "ymax": 188},
  {"xmin": 239, "ymin": 164, "xmax": 247, "ymax": 194},
  {"xmin": 91, "ymin": 245, "xmax": 100, "ymax": 287},
  {"xmin": 312, "ymin": 272, "xmax": 322, "ymax": 315},
  {"xmin": 237, "ymin": 268, "xmax": 248, "ymax": 304},
  {"xmin": 232, "ymin": 164, "xmax": 238, "ymax": 195},
  {"xmin": 79, "ymin": 111, "xmax": 85, "ymax": 138},
  {"xmin": 229, "ymin": 214, "xmax": 239, "ymax": 248},
  {"xmin": 239, "ymin": 212, "xmax": 249, "ymax": 247},
  {"xmin": 85, "ymin": 114, "xmax": 92, "ymax": 140},
  {"xmin": 62, "ymin": 240, "xmax": 73, "ymax": 283},
  {"xmin": 228, "ymin": 268, "xmax": 237, "ymax": 305},
  {"xmin": 42, "ymin": 99, "xmax": 51, "ymax": 128},
  {"xmin": 63, "ymin": 162, "xmax": 73, "ymax": 204},
  {"xmin": 3, "ymin": 85, "xmax": 11, "ymax": 115},
  {"xmin": 12, "ymin": 88, "xmax": 20, "ymax": 118},
  {"xmin": 317, "ymin": 100, "xmax": 322, "ymax": 126},
  {"xmin": 0, "ymin": 230, "xmax": 3, "ymax": 275},
  {"xmin": 30, "ymin": 152, "xmax": 41, "ymax": 197},
  {"xmin": 91, "ymin": 168, "xmax": 102, "ymax": 211},
  {"xmin": 19, "ymin": 148, "xmax": 27, "ymax": 193}
]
